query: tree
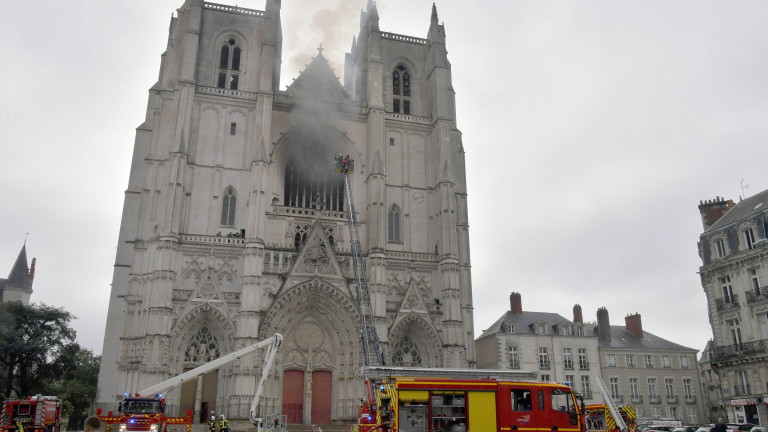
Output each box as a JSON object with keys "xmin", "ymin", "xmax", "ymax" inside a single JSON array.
[
  {"xmin": 0, "ymin": 302, "xmax": 75, "ymax": 399},
  {"xmin": 48, "ymin": 343, "xmax": 100, "ymax": 417}
]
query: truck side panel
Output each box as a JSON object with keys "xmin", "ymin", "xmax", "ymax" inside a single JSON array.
[{"xmin": 468, "ymin": 391, "xmax": 497, "ymax": 431}]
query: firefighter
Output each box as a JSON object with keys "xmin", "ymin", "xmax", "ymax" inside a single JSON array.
[
  {"xmin": 208, "ymin": 416, "xmax": 217, "ymax": 432},
  {"xmin": 219, "ymin": 415, "xmax": 229, "ymax": 432}
]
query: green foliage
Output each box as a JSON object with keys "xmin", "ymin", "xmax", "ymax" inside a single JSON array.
[
  {"xmin": 0, "ymin": 302, "xmax": 100, "ymax": 416},
  {"xmin": 48, "ymin": 343, "xmax": 101, "ymax": 417}
]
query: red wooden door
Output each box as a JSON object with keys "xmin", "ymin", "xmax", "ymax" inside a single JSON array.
[
  {"xmin": 282, "ymin": 370, "xmax": 305, "ymax": 424},
  {"xmin": 311, "ymin": 371, "xmax": 332, "ymax": 424}
]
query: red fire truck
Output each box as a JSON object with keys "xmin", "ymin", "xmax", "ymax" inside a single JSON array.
[
  {"xmin": 0, "ymin": 396, "xmax": 61, "ymax": 432},
  {"xmin": 352, "ymin": 366, "xmax": 586, "ymax": 432},
  {"xmin": 96, "ymin": 396, "xmax": 192, "ymax": 432},
  {"xmin": 97, "ymin": 334, "xmax": 283, "ymax": 432},
  {"xmin": 586, "ymin": 404, "xmax": 637, "ymax": 432}
]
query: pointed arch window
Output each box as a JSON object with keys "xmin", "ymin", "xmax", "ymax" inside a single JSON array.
[
  {"xmin": 217, "ymin": 38, "xmax": 242, "ymax": 90},
  {"xmin": 391, "ymin": 334, "xmax": 422, "ymax": 367},
  {"xmin": 221, "ymin": 187, "xmax": 236, "ymax": 226},
  {"xmin": 388, "ymin": 204, "xmax": 401, "ymax": 242},
  {"xmin": 392, "ymin": 65, "xmax": 411, "ymax": 115},
  {"xmin": 184, "ymin": 327, "xmax": 221, "ymax": 363}
]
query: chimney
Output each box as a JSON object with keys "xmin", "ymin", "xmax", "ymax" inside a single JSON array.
[
  {"xmin": 698, "ymin": 196, "xmax": 735, "ymax": 230},
  {"xmin": 625, "ymin": 313, "xmax": 643, "ymax": 339},
  {"xmin": 596, "ymin": 307, "xmax": 611, "ymax": 342},
  {"xmin": 510, "ymin": 292, "xmax": 523, "ymax": 314},
  {"xmin": 573, "ymin": 304, "xmax": 583, "ymax": 323}
]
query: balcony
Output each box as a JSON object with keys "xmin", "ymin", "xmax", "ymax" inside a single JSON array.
[
  {"xmin": 746, "ymin": 286, "xmax": 768, "ymax": 303},
  {"xmin": 649, "ymin": 396, "xmax": 661, "ymax": 404},
  {"xmin": 666, "ymin": 396, "xmax": 679, "ymax": 404},
  {"xmin": 733, "ymin": 384, "xmax": 751, "ymax": 396},
  {"xmin": 716, "ymin": 294, "xmax": 739, "ymax": 311},
  {"xmin": 631, "ymin": 395, "xmax": 643, "ymax": 404},
  {"xmin": 579, "ymin": 362, "xmax": 590, "ymax": 370},
  {"xmin": 685, "ymin": 396, "xmax": 697, "ymax": 404},
  {"xmin": 710, "ymin": 339, "xmax": 768, "ymax": 362}
]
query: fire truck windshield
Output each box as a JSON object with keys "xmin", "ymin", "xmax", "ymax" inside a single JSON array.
[{"xmin": 121, "ymin": 401, "xmax": 159, "ymax": 414}]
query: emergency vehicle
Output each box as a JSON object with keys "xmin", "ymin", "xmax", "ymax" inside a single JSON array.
[
  {"xmin": 586, "ymin": 404, "xmax": 637, "ymax": 432},
  {"xmin": 97, "ymin": 334, "xmax": 283, "ymax": 432},
  {"xmin": 352, "ymin": 366, "xmax": 586, "ymax": 432},
  {"xmin": 0, "ymin": 395, "xmax": 61, "ymax": 432}
]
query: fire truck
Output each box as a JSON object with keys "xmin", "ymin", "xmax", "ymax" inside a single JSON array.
[
  {"xmin": 97, "ymin": 334, "xmax": 283, "ymax": 432},
  {"xmin": 352, "ymin": 366, "xmax": 586, "ymax": 432},
  {"xmin": 586, "ymin": 404, "xmax": 637, "ymax": 432},
  {"xmin": 0, "ymin": 396, "xmax": 61, "ymax": 432}
]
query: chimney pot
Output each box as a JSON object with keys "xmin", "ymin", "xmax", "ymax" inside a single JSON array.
[{"xmin": 573, "ymin": 304, "xmax": 583, "ymax": 323}]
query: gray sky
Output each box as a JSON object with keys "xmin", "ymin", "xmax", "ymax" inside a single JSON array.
[{"xmin": 1, "ymin": 0, "xmax": 767, "ymax": 356}]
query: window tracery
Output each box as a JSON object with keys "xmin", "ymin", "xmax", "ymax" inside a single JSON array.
[
  {"xmin": 391, "ymin": 334, "xmax": 422, "ymax": 366},
  {"xmin": 392, "ymin": 65, "xmax": 411, "ymax": 115},
  {"xmin": 221, "ymin": 187, "xmax": 236, "ymax": 226},
  {"xmin": 283, "ymin": 149, "xmax": 345, "ymax": 211},
  {"xmin": 388, "ymin": 204, "xmax": 401, "ymax": 242},
  {"xmin": 217, "ymin": 38, "xmax": 242, "ymax": 90},
  {"xmin": 184, "ymin": 327, "xmax": 220, "ymax": 363}
]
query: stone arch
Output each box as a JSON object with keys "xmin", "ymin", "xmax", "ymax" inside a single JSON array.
[
  {"xmin": 260, "ymin": 278, "xmax": 362, "ymax": 368},
  {"xmin": 171, "ymin": 302, "xmax": 236, "ymax": 369},
  {"xmin": 388, "ymin": 313, "xmax": 442, "ymax": 367}
]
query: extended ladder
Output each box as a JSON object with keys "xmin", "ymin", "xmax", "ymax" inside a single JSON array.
[
  {"xmin": 336, "ymin": 156, "xmax": 382, "ymax": 366},
  {"xmin": 595, "ymin": 376, "xmax": 628, "ymax": 432}
]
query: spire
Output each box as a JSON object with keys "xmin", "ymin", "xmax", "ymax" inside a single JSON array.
[
  {"xmin": 7, "ymin": 244, "xmax": 32, "ymax": 289},
  {"xmin": 351, "ymin": 35, "xmax": 357, "ymax": 52},
  {"xmin": 431, "ymin": 3, "xmax": 438, "ymax": 25}
]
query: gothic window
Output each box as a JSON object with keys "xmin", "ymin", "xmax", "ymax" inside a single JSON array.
[
  {"xmin": 217, "ymin": 38, "xmax": 242, "ymax": 90},
  {"xmin": 392, "ymin": 65, "xmax": 411, "ymax": 115},
  {"xmin": 294, "ymin": 224, "xmax": 309, "ymax": 250},
  {"xmin": 391, "ymin": 335, "xmax": 422, "ymax": 367},
  {"xmin": 283, "ymin": 146, "xmax": 345, "ymax": 211},
  {"xmin": 184, "ymin": 327, "xmax": 220, "ymax": 363},
  {"xmin": 388, "ymin": 204, "xmax": 401, "ymax": 242},
  {"xmin": 221, "ymin": 187, "xmax": 236, "ymax": 226}
]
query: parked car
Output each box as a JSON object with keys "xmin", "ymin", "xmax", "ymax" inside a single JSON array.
[
  {"xmin": 672, "ymin": 426, "xmax": 698, "ymax": 432},
  {"xmin": 695, "ymin": 426, "xmax": 713, "ymax": 432},
  {"xmin": 648, "ymin": 427, "xmax": 678, "ymax": 432},
  {"xmin": 749, "ymin": 426, "xmax": 768, "ymax": 432}
]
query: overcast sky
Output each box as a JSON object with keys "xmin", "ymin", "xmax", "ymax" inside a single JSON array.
[{"xmin": 1, "ymin": 0, "xmax": 767, "ymax": 357}]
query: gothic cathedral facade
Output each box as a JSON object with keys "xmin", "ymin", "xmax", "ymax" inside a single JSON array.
[{"xmin": 96, "ymin": 0, "xmax": 475, "ymax": 425}]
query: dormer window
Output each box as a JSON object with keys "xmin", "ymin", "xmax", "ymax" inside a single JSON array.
[
  {"xmin": 714, "ymin": 238, "xmax": 726, "ymax": 258},
  {"xmin": 392, "ymin": 65, "xmax": 411, "ymax": 115},
  {"xmin": 744, "ymin": 228, "xmax": 756, "ymax": 250},
  {"xmin": 217, "ymin": 38, "xmax": 242, "ymax": 90}
]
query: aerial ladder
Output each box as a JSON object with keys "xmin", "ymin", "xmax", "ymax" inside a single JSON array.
[
  {"xmin": 594, "ymin": 376, "xmax": 628, "ymax": 432},
  {"xmin": 335, "ymin": 155, "xmax": 383, "ymax": 366},
  {"xmin": 99, "ymin": 334, "xmax": 284, "ymax": 432}
]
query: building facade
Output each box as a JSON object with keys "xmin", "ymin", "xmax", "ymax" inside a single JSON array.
[
  {"xmin": 698, "ymin": 190, "xmax": 768, "ymax": 424},
  {"xmin": 593, "ymin": 308, "xmax": 705, "ymax": 424},
  {"xmin": 477, "ymin": 293, "xmax": 705, "ymax": 423},
  {"xmin": 96, "ymin": 0, "xmax": 475, "ymax": 426},
  {"xmin": 476, "ymin": 293, "xmax": 604, "ymax": 403},
  {"xmin": 0, "ymin": 244, "xmax": 34, "ymax": 305}
]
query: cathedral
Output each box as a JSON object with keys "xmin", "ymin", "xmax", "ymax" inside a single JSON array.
[{"xmin": 96, "ymin": 0, "xmax": 475, "ymax": 425}]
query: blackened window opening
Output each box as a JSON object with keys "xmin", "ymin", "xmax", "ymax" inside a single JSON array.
[{"xmin": 283, "ymin": 165, "xmax": 345, "ymax": 211}]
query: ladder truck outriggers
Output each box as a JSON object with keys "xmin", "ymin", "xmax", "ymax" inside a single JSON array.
[{"xmin": 97, "ymin": 334, "xmax": 283, "ymax": 432}]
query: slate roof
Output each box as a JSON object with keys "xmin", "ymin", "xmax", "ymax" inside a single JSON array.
[
  {"xmin": 704, "ymin": 188, "xmax": 768, "ymax": 234},
  {"xmin": 477, "ymin": 310, "xmax": 573, "ymax": 340},
  {"xmin": 6, "ymin": 245, "xmax": 30, "ymax": 288},
  {"xmin": 595, "ymin": 325, "xmax": 696, "ymax": 352}
]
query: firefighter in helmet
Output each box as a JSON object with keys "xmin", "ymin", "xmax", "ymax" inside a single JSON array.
[
  {"xmin": 218, "ymin": 415, "xmax": 229, "ymax": 432},
  {"xmin": 208, "ymin": 415, "xmax": 217, "ymax": 432}
]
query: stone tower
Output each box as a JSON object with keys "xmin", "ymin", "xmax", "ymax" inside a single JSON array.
[{"xmin": 96, "ymin": 0, "xmax": 475, "ymax": 425}]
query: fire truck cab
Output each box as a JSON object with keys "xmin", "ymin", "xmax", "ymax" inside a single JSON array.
[
  {"xmin": 0, "ymin": 396, "xmax": 61, "ymax": 432},
  {"xmin": 354, "ymin": 366, "xmax": 586, "ymax": 432}
]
